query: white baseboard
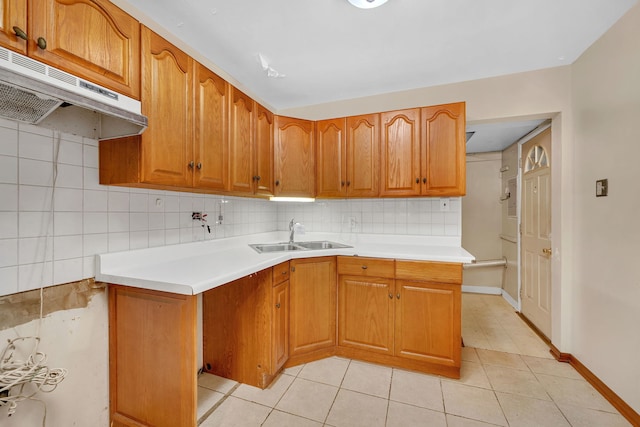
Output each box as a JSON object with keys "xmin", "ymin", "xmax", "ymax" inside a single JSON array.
[
  {"xmin": 501, "ymin": 290, "xmax": 519, "ymax": 310},
  {"xmin": 462, "ymin": 285, "xmax": 502, "ymax": 295},
  {"xmin": 462, "ymin": 285, "xmax": 520, "ymax": 310}
]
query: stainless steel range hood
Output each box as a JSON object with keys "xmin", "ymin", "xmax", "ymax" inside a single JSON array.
[{"xmin": 0, "ymin": 46, "xmax": 147, "ymax": 140}]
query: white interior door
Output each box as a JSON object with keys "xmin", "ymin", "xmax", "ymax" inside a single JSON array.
[{"xmin": 521, "ymin": 128, "xmax": 552, "ymax": 338}]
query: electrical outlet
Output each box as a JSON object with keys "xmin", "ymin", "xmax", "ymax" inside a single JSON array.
[
  {"xmin": 440, "ymin": 198, "xmax": 450, "ymax": 212},
  {"xmin": 596, "ymin": 179, "xmax": 608, "ymax": 197}
]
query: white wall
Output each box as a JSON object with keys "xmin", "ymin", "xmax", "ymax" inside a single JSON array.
[
  {"xmin": 462, "ymin": 152, "xmax": 503, "ymax": 288},
  {"xmin": 571, "ymin": 1, "xmax": 640, "ymax": 412}
]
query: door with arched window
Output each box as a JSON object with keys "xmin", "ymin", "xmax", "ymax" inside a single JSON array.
[{"xmin": 521, "ymin": 128, "xmax": 552, "ymax": 338}]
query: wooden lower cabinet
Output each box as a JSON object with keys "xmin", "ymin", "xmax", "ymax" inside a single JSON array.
[
  {"xmin": 336, "ymin": 256, "xmax": 462, "ymax": 378},
  {"xmin": 109, "ymin": 285, "xmax": 197, "ymax": 427},
  {"xmin": 288, "ymin": 257, "xmax": 337, "ymax": 363},
  {"xmin": 107, "ymin": 256, "xmax": 461, "ymax": 426}
]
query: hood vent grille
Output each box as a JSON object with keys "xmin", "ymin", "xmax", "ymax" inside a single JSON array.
[
  {"xmin": 0, "ymin": 83, "xmax": 62, "ymax": 124},
  {"xmin": 0, "ymin": 46, "xmax": 147, "ymax": 140}
]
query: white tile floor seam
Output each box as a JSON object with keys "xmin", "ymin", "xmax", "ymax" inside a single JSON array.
[{"xmin": 197, "ymin": 294, "xmax": 632, "ymax": 427}]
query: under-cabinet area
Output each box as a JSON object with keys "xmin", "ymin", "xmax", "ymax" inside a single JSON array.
[{"xmin": 106, "ymin": 251, "xmax": 464, "ymax": 427}]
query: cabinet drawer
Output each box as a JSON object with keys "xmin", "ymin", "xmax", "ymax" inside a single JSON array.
[
  {"xmin": 337, "ymin": 256, "xmax": 394, "ymax": 278},
  {"xmin": 395, "ymin": 260, "xmax": 462, "ymax": 284},
  {"xmin": 272, "ymin": 261, "xmax": 290, "ymax": 285}
]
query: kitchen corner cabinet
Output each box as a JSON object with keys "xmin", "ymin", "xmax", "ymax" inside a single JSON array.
[
  {"xmin": 109, "ymin": 285, "xmax": 197, "ymax": 427},
  {"xmin": 316, "ymin": 114, "xmax": 380, "ymax": 198},
  {"xmin": 288, "ymin": 257, "xmax": 337, "ymax": 364},
  {"xmin": 274, "ymin": 116, "xmax": 315, "ymax": 197},
  {"xmin": 27, "ymin": 0, "xmax": 140, "ymax": 99},
  {"xmin": 380, "ymin": 102, "xmax": 466, "ymax": 197}
]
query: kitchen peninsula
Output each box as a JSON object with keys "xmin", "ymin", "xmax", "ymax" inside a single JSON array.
[{"xmin": 98, "ymin": 231, "xmax": 473, "ymax": 427}]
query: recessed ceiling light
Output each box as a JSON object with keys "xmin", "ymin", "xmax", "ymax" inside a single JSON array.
[{"xmin": 348, "ymin": 0, "xmax": 388, "ymax": 9}]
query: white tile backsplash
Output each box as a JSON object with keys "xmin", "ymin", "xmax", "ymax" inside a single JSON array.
[{"xmin": 0, "ymin": 123, "xmax": 461, "ymax": 297}]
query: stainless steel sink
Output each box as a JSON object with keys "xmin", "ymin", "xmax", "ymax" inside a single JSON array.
[
  {"xmin": 249, "ymin": 243, "xmax": 305, "ymax": 253},
  {"xmin": 295, "ymin": 240, "xmax": 352, "ymax": 250},
  {"xmin": 249, "ymin": 240, "xmax": 352, "ymax": 253}
]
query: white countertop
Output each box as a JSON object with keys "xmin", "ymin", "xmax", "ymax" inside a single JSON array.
[{"xmin": 96, "ymin": 232, "xmax": 475, "ymax": 295}]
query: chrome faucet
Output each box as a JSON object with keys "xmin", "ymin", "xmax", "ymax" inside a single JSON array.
[{"xmin": 289, "ymin": 218, "xmax": 299, "ymax": 244}]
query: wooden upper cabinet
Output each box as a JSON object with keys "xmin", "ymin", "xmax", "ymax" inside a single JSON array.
[
  {"xmin": 0, "ymin": 0, "xmax": 27, "ymax": 53},
  {"xmin": 140, "ymin": 26, "xmax": 193, "ymax": 187},
  {"xmin": 421, "ymin": 102, "xmax": 466, "ymax": 196},
  {"xmin": 315, "ymin": 118, "xmax": 347, "ymax": 198},
  {"xmin": 195, "ymin": 64, "xmax": 228, "ymax": 191},
  {"xmin": 229, "ymin": 88, "xmax": 255, "ymax": 193},
  {"xmin": 347, "ymin": 114, "xmax": 380, "ymax": 198},
  {"xmin": 28, "ymin": 0, "xmax": 141, "ymax": 99},
  {"xmin": 274, "ymin": 116, "xmax": 315, "ymax": 197},
  {"xmin": 380, "ymin": 109, "xmax": 421, "ymax": 197},
  {"xmin": 254, "ymin": 103, "xmax": 274, "ymax": 196}
]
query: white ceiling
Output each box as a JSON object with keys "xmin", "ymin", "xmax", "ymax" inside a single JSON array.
[
  {"xmin": 466, "ymin": 119, "xmax": 546, "ymax": 153},
  {"xmin": 119, "ymin": 0, "xmax": 636, "ymax": 111},
  {"xmin": 117, "ymin": 0, "xmax": 635, "ymax": 153}
]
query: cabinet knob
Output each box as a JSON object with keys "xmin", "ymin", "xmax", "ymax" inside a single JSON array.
[
  {"xmin": 256, "ymin": 175, "xmax": 261, "ymax": 181},
  {"xmin": 361, "ymin": 265, "xmax": 368, "ymax": 270},
  {"xmin": 388, "ymin": 293, "xmax": 393, "ymax": 299},
  {"xmin": 275, "ymin": 180, "xmax": 280, "ymax": 186},
  {"xmin": 197, "ymin": 162, "xmax": 202, "ymax": 170},
  {"xmin": 397, "ymin": 293, "xmax": 401, "ymax": 299},
  {"xmin": 341, "ymin": 181, "xmax": 345, "ymax": 187},
  {"xmin": 36, "ymin": 37, "xmax": 47, "ymax": 50},
  {"xmin": 282, "ymin": 270, "xmax": 287, "ymax": 275},
  {"xmin": 291, "ymin": 266, "xmax": 295, "ymax": 272},
  {"xmin": 423, "ymin": 177, "xmax": 427, "ymax": 184},
  {"xmin": 12, "ymin": 26, "xmax": 27, "ymax": 41},
  {"xmin": 415, "ymin": 178, "xmax": 420, "ymax": 184},
  {"xmin": 346, "ymin": 181, "xmax": 351, "ymax": 187},
  {"xmin": 188, "ymin": 161, "xmax": 195, "ymax": 169},
  {"xmin": 275, "ymin": 302, "xmax": 281, "ymax": 309}
]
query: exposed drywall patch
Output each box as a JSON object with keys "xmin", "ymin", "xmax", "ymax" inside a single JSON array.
[{"xmin": 0, "ymin": 279, "xmax": 106, "ymax": 331}]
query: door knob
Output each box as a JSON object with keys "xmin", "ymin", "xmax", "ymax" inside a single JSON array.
[{"xmin": 542, "ymin": 248, "xmax": 552, "ymax": 255}]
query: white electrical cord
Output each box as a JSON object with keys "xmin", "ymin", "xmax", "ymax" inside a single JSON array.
[{"xmin": 0, "ymin": 132, "xmax": 68, "ymax": 426}]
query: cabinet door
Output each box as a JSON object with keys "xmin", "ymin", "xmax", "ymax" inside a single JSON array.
[
  {"xmin": 289, "ymin": 257, "xmax": 336, "ymax": 356},
  {"xmin": 347, "ymin": 114, "xmax": 380, "ymax": 198},
  {"xmin": 338, "ymin": 275, "xmax": 394, "ymax": 355},
  {"xmin": 380, "ymin": 109, "xmax": 421, "ymax": 196},
  {"xmin": 229, "ymin": 88, "xmax": 255, "ymax": 193},
  {"xmin": 274, "ymin": 116, "xmax": 315, "ymax": 197},
  {"xmin": 140, "ymin": 26, "xmax": 193, "ymax": 187},
  {"xmin": 202, "ymin": 270, "xmax": 272, "ymax": 388},
  {"xmin": 395, "ymin": 280, "xmax": 461, "ymax": 367},
  {"xmin": 194, "ymin": 63, "xmax": 228, "ymax": 190},
  {"xmin": 109, "ymin": 286, "xmax": 197, "ymax": 427},
  {"xmin": 421, "ymin": 102, "xmax": 466, "ymax": 196},
  {"xmin": 272, "ymin": 279, "xmax": 290, "ymax": 373},
  {"xmin": 0, "ymin": 0, "xmax": 26, "ymax": 53},
  {"xmin": 316, "ymin": 118, "xmax": 346, "ymax": 198},
  {"xmin": 254, "ymin": 103, "xmax": 274, "ymax": 196},
  {"xmin": 29, "ymin": 0, "xmax": 140, "ymax": 99}
]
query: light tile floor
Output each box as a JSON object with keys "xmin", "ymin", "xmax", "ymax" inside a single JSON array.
[{"xmin": 197, "ymin": 293, "xmax": 631, "ymax": 426}]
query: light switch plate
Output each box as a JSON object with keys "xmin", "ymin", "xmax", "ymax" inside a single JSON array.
[{"xmin": 596, "ymin": 179, "xmax": 608, "ymax": 197}]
